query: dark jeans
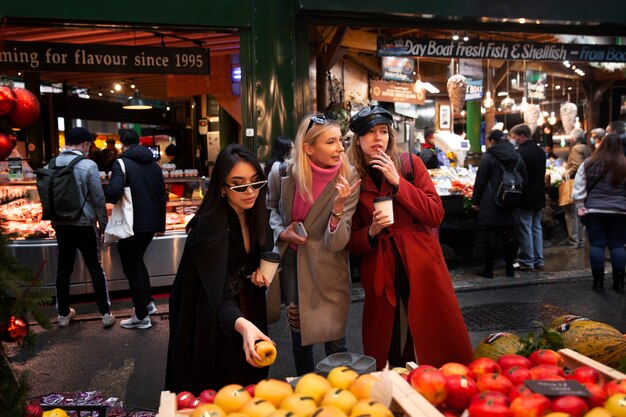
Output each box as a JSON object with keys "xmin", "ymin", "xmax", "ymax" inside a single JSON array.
[
  {"xmin": 291, "ymin": 330, "xmax": 347, "ymax": 376},
  {"xmin": 483, "ymin": 225, "xmax": 518, "ymax": 274},
  {"xmin": 585, "ymin": 213, "xmax": 626, "ymax": 270},
  {"xmin": 54, "ymin": 225, "xmax": 111, "ymax": 316},
  {"xmin": 117, "ymin": 231, "xmax": 155, "ymax": 319}
]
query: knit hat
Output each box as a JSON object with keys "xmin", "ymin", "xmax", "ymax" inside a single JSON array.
[
  {"xmin": 424, "ymin": 127, "xmax": 435, "ymax": 140},
  {"xmin": 349, "ymin": 105, "xmax": 393, "ymax": 136},
  {"xmin": 65, "ymin": 127, "xmax": 94, "ymax": 145}
]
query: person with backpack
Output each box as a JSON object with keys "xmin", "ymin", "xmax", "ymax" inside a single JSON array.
[
  {"xmin": 45, "ymin": 127, "xmax": 115, "ymax": 328},
  {"xmin": 471, "ymin": 129, "xmax": 528, "ymax": 279},
  {"xmin": 418, "ymin": 127, "xmax": 441, "ymax": 169},
  {"xmin": 346, "ymin": 105, "xmax": 473, "ymax": 369},
  {"xmin": 510, "ymin": 123, "xmax": 546, "ymax": 272},
  {"xmin": 105, "ymin": 129, "xmax": 166, "ymax": 330}
]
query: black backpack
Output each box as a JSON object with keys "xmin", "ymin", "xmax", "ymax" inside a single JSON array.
[
  {"xmin": 490, "ymin": 156, "xmax": 523, "ymax": 209},
  {"xmin": 35, "ymin": 155, "xmax": 87, "ymax": 221}
]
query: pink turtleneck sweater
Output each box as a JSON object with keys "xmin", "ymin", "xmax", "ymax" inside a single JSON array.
[{"xmin": 291, "ymin": 159, "xmax": 342, "ymax": 224}]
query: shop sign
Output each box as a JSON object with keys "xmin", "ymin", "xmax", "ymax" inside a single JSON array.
[
  {"xmin": 526, "ymin": 70, "xmax": 547, "ymax": 100},
  {"xmin": 0, "ymin": 41, "xmax": 210, "ymax": 75},
  {"xmin": 381, "ymin": 56, "xmax": 415, "ymax": 83},
  {"xmin": 377, "ymin": 37, "xmax": 626, "ymax": 63},
  {"xmin": 459, "ymin": 59, "xmax": 483, "ymax": 101},
  {"xmin": 370, "ymin": 79, "xmax": 425, "ymax": 104}
]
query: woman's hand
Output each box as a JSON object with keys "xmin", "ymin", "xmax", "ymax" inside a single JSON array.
[
  {"xmin": 577, "ymin": 206, "xmax": 588, "ymax": 217},
  {"xmin": 368, "ymin": 209, "xmax": 393, "ymax": 237},
  {"xmin": 370, "ymin": 151, "xmax": 401, "ymax": 187},
  {"xmin": 279, "ymin": 222, "xmax": 308, "ymax": 245},
  {"xmin": 234, "ymin": 317, "xmax": 274, "ymax": 367},
  {"xmin": 333, "ymin": 175, "xmax": 361, "ymax": 210},
  {"xmin": 250, "ymin": 268, "xmax": 271, "ymax": 287}
]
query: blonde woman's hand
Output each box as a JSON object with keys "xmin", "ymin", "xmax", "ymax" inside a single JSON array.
[
  {"xmin": 333, "ymin": 175, "xmax": 361, "ymax": 209},
  {"xmin": 235, "ymin": 318, "xmax": 273, "ymax": 367},
  {"xmin": 369, "ymin": 209, "xmax": 393, "ymax": 237},
  {"xmin": 370, "ymin": 151, "xmax": 401, "ymax": 187},
  {"xmin": 279, "ymin": 222, "xmax": 308, "ymax": 245}
]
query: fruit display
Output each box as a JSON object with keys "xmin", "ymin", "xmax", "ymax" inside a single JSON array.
[
  {"xmin": 401, "ymin": 348, "xmax": 626, "ymax": 417},
  {"xmin": 158, "ymin": 370, "xmax": 396, "ymax": 417}
]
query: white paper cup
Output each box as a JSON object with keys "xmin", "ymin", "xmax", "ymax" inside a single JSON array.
[
  {"xmin": 259, "ymin": 251, "xmax": 281, "ymax": 284},
  {"xmin": 373, "ymin": 196, "xmax": 394, "ymax": 225}
]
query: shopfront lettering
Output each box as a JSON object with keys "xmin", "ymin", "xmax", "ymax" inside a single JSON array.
[
  {"xmin": 0, "ymin": 41, "xmax": 210, "ymax": 75},
  {"xmin": 377, "ymin": 36, "xmax": 626, "ymax": 63}
]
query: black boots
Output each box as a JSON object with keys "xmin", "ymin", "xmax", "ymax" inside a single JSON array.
[
  {"xmin": 592, "ymin": 269, "xmax": 604, "ymax": 292},
  {"xmin": 613, "ymin": 269, "xmax": 625, "ymax": 294}
]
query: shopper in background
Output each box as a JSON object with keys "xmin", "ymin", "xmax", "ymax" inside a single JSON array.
[
  {"xmin": 105, "ymin": 129, "xmax": 166, "ymax": 329},
  {"xmin": 51, "ymin": 127, "xmax": 115, "ymax": 328},
  {"xmin": 165, "ymin": 144, "xmax": 273, "ymax": 393},
  {"xmin": 164, "ymin": 143, "xmax": 179, "ymax": 168},
  {"xmin": 472, "ymin": 129, "xmax": 528, "ymax": 278},
  {"xmin": 101, "ymin": 137, "xmax": 119, "ymax": 173},
  {"xmin": 572, "ymin": 134, "xmax": 626, "ymax": 293},
  {"xmin": 266, "ymin": 113, "xmax": 360, "ymax": 375},
  {"xmin": 510, "ymin": 124, "xmax": 546, "ymax": 271},
  {"xmin": 605, "ymin": 120, "xmax": 626, "ymax": 253},
  {"xmin": 263, "ymin": 135, "xmax": 293, "ymax": 177},
  {"xmin": 418, "ymin": 127, "xmax": 440, "ymax": 169},
  {"xmin": 563, "ymin": 128, "xmax": 592, "ymax": 248},
  {"xmin": 347, "ymin": 105, "xmax": 472, "ymax": 369},
  {"xmin": 590, "ymin": 127, "xmax": 606, "ymax": 150}
]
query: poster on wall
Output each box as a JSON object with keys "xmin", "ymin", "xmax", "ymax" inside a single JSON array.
[
  {"xmin": 381, "ymin": 56, "xmax": 416, "ymax": 83},
  {"xmin": 370, "ymin": 79, "xmax": 425, "ymax": 104},
  {"xmin": 459, "ymin": 59, "xmax": 483, "ymax": 101},
  {"xmin": 526, "ymin": 70, "xmax": 547, "ymax": 100}
]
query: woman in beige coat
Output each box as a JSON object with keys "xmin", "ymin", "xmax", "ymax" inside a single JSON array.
[{"xmin": 263, "ymin": 113, "xmax": 360, "ymax": 375}]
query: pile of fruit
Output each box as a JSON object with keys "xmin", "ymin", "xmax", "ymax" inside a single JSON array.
[
  {"xmin": 174, "ymin": 367, "xmax": 393, "ymax": 417},
  {"xmin": 403, "ymin": 349, "xmax": 626, "ymax": 417}
]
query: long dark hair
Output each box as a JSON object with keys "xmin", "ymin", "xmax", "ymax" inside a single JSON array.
[
  {"xmin": 586, "ymin": 134, "xmax": 626, "ymax": 186},
  {"xmin": 189, "ymin": 144, "xmax": 268, "ymax": 247},
  {"xmin": 264, "ymin": 135, "xmax": 293, "ymax": 176}
]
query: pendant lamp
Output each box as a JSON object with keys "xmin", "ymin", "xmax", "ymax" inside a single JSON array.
[{"xmin": 123, "ymin": 89, "xmax": 152, "ymax": 110}]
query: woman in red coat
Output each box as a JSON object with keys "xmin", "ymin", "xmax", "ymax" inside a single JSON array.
[{"xmin": 347, "ymin": 105, "xmax": 473, "ymax": 369}]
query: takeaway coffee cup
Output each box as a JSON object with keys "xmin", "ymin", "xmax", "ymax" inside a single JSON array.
[
  {"xmin": 259, "ymin": 251, "xmax": 281, "ymax": 284},
  {"xmin": 373, "ymin": 196, "xmax": 394, "ymax": 225}
]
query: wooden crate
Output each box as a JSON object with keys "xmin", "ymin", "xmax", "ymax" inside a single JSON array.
[
  {"xmin": 559, "ymin": 348, "xmax": 626, "ymax": 381},
  {"xmin": 372, "ymin": 370, "xmax": 445, "ymax": 417}
]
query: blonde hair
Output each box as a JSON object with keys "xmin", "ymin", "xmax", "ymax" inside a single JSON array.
[
  {"xmin": 287, "ymin": 113, "xmax": 351, "ymax": 202},
  {"xmin": 347, "ymin": 123, "xmax": 404, "ymax": 179}
]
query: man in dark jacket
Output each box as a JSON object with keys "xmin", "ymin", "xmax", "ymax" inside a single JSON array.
[
  {"xmin": 105, "ymin": 129, "xmax": 166, "ymax": 329},
  {"xmin": 511, "ymin": 124, "xmax": 546, "ymax": 271},
  {"xmin": 564, "ymin": 128, "xmax": 592, "ymax": 248},
  {"xmin": 418, "ymin": 127, "xmax": 440, "ymax": 169}
]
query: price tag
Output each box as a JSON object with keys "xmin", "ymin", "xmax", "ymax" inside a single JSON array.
[
  {"xmin": 8, "ymin": 158, "xmax": 23, "ymax": 181},
  {"xmin": 525, "ymin": 380, "xmax": 591, "ymax": 397},
  {"xmin": 175, "ymin": 205, "xmax": 198, "ymax": 215}
]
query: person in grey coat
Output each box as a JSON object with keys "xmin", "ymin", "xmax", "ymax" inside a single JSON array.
[
  {"xmin": 51, "ymin": 127, "xmax": 114, "ymax": 328},
  {"xmin": 265, "ymin": 113, "xmax": 360, "ymax": 375}
]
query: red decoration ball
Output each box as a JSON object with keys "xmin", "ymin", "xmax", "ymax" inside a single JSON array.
[
  {"xmin": 0, "ymin": 86, "xmax": 16, "ymax": 116},
  {"xmin": 7, "ymin": 87, "xmax": 40, "ymax": 128},
  {"xmin": 1, "ymin": 315, "xmax": 29, "ymax": 343},
  {"xmin": 0, "ymin": 132, "xmax": 17, "ymax": 161},
  {"xmin": 25, "ymin": 403, "xmax": 44, "ymax": 417}
]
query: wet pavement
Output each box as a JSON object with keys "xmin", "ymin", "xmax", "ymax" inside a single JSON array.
[{"xmin": 6, "ymin": 242, "xmax": 624, "ymax": 412}]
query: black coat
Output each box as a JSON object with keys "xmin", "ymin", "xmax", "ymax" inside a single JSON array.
[
  {"xmin": 472, "ymin": 140, "xmax": 528, "ymax": 226},
  {"xmin": 164, "ymin": 202, "xmax": 268, "ymax": 394},
  {"xmin": 517, "ymin": 140, "xmax": 546, "ymax": 210},
  {"xmin": 105, "ymin": 145, "xmax": 166, "ymax": 233}
]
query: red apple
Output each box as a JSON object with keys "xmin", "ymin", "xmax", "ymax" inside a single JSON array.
[
  {"xmin": 471, "ymin": 390, "xmax": 510, "ymax": 406},
  {"xmin": 444, "ymin": 374, "xmax": 479, "ymax": 410},
  {"xmin": 409, "ymin": 365, "xmax": 447, "ymax": 405},
  {"xmin": 503, "ymin": 366, "xmax": 532, "ymax": 386},
  {"xmin": 244, "ymin": 384, "xmax": 256, "ymax": 397},
  {"xmin": 508, "ymin": 384, "xmax": 534, "ymax": 403},
  {"xmin": 476, "ymin": 373, "xmax": 514, "ymax": 395},
  {"xmin": 468, "ymin": 398, "xmax": 512, "ymax": 417},
  {"xmin": 582, "ymin": 382, "xmax": 608, "ymax": 408},
  {"xmin": 567, "ymin": 366, "xmax": 604, "ymax": 385},
  {"xmin": 551, "ymin": 395, "xmax": 589, "ymax": 417},
  {"xmin": 440, "ymin": 362, "xmax": 474, "ymax": 379},
  {"xmin": 177, "ymin": 391, "xmax": 196, "ymax": 409},
  {"xmin": 24, "ymin": 403, "xmax": 43, "ymax": 417},
  {"xmin": 528, "ymin": 349, "xmax": 564, "ymax": 367},
  {"xmin": 530, "ymin": 364, "xmax": 565, "ymax": 380},
  {"xmin": 497, "ymin": 355, "xmax": 532, "ymax": 371},
  {"xmin": 604, "ymin": 379, "xmax": 626, "ymax": 396},
  {"xmin": 199, "ymin": 389, "xmax": 217, "ymax": 404},
  {"xmin": 0, "ymin": 85, "xmax": 16, "ymax": 116},
  {"xmin": 0, "ymin": 132, "xmax": 17, "ymax": 160},
  {"xmin": 468, "ymin": 357, "xmax": 502, "ymax": 378},
  {"xmin": 7, "ymin": 87, "xmax": 40, "ymax": 128},
  {"xmin": 509, "ymin": 393, "xmax": 552, "ymax": 417}
]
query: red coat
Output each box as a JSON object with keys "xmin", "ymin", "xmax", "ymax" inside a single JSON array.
[{"xmin": 349, "ymin": 153, "xmax": 473, "ymax": 368}]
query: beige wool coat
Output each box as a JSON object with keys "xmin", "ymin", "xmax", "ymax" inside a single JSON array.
[{"xmin": 266, "ymin": 161, "xmax": 360, "ymax": 346}]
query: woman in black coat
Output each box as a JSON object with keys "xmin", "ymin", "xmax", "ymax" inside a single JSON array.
[
  {"xmin": 471, "ymin": 130, "xmax": 528, "ymax": 278},
  {"xmin": 165, "ymin": 144, "xmax": 273, "ymax": 394}
]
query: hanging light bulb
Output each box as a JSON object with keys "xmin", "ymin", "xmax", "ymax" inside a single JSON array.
[
  {"xmin": 574, "ymin": 116, "xmax": 581, "ymax": 130},
  {"xmin": 483, "ymin": 91, "xmax": 494, "ymax": 108},
  {"xmin": 548, "ymin": 111, "xmax": 557, "ymax": 125},
  {"xmin": 519, "ymin": 96, "xmax": 529, "ymax": 113},
  {"xmin": 500, "ymin": 94, "xmax": 516, "ymax": 111},
  {"xmin": 537, "ymin": 112, "xmax": 546, "ymax": 126}
]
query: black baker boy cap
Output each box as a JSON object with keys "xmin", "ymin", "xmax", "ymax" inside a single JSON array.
[{"xmin": 349, "ymin": 105, "xmax": 393, "ymax": 136}]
